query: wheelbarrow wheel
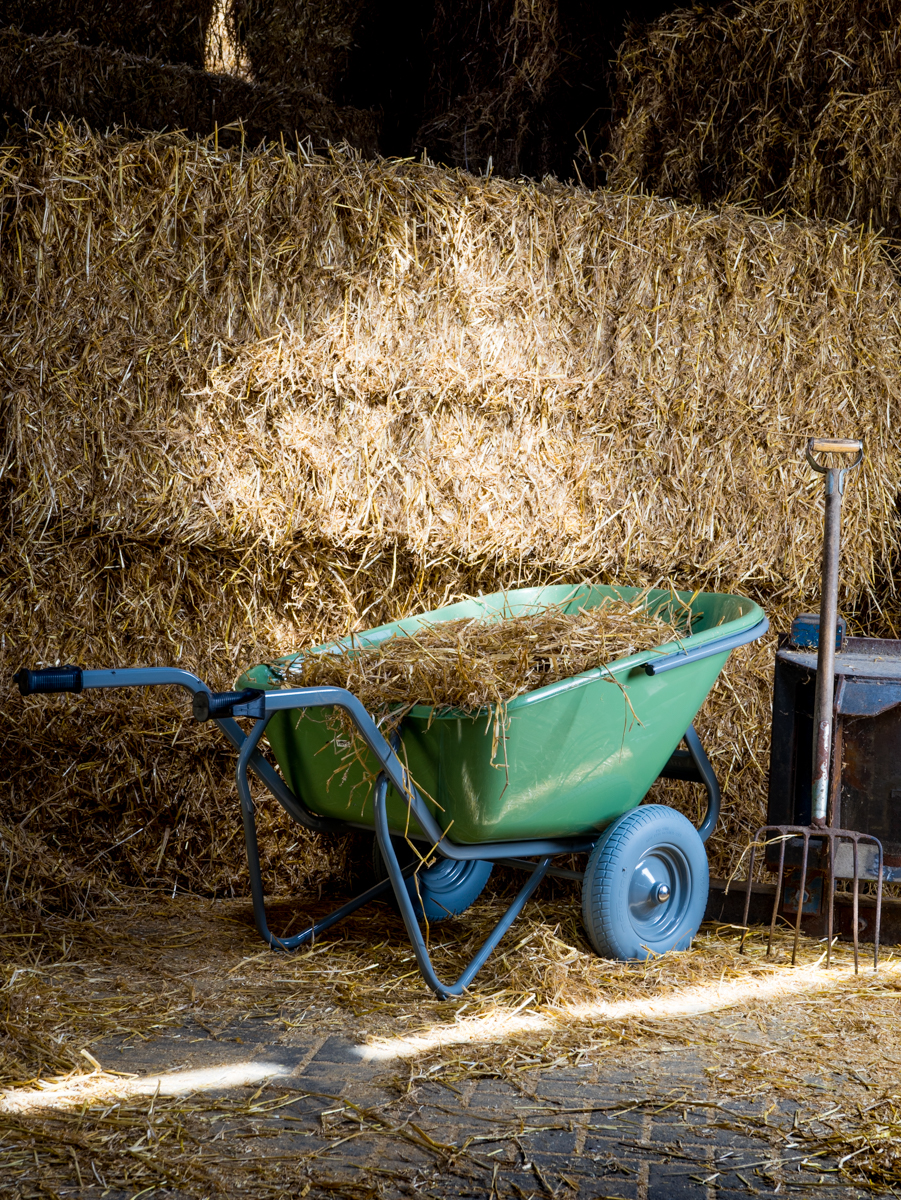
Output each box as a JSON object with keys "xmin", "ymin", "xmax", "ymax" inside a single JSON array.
[
  {"xmin": 373, "ymin": 837, "xmax": 493, "ymax": 923},
  {"xmin": 581, "ymin": 805, "xmax": 708, "ymax": 961}
]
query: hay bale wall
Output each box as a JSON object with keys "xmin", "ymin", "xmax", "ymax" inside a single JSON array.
[
  {"xmin": 3, "ymin": 124, "xmax": 900, "ymax": 911},
  {"xmin": 0, "ymin": 0, "xmax": 215, "ymax": 67},
  {"xmin": 609, "ymin": 0, "xmax": 901, "ymax": 238},
  {"xmin": 0, "ymin": 27, "xmax": 380, "ymax": 153}
]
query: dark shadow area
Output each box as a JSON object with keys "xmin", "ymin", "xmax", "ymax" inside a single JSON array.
[{"xmin": 0, "ymin": 0, "xmax": 215, "ymax": 67}]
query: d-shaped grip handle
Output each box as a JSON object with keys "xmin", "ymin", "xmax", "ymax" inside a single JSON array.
[{"xmin": 807, "ymin": 437, "xmax": 863, "ymax": 473}]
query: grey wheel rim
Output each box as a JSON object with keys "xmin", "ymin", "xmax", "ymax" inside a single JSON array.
[{"xmin": 627, "ymin": 844, "xmax": 692, "ymax": 946}]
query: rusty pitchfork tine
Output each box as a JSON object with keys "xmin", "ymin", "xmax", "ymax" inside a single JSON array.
[
  {"xmin": 791, "ymin": 830, "xmax": 810, "ymax": 967},
  {"xmin": 768, "ymin": 832, "xmax": 787, "ymax": 957},
  {"xmin": 851, "ymin": 835, "xmax": 860, "ymax": 975},
  {"xmin": 739, "ymin": 838, "xmax": 758, "ymax": 955},
  {"xmin": 874, "ymin": 839, "xmax": 883, "ymax": 972},
  {"xmin": 830, "ymin": 825, "xmax": 835, "ymax": 964},
  {"xmin": 741, "ymin": 443, "xmax": 885, "ymax": 971}
]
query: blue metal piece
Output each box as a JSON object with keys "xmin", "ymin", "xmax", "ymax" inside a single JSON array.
[
  {"xmin": 233, "ymin": 715, "xmax": 416, "ymax": 950},
  {"xmin": 82, "ymin": 666, "xmax": 212, "ymax": 693},
  {"xmin": 77, "ymin": 668, "xmax": 344, "ymax": 834},
  {"xmin": 643, "ymin": 617, "xmax": 769, "ymax": 676},
  {"xmin": 836, "ymin": 677, "xmax": 901, "ymax": 718},
  {"xmin": 790, "ymin": 612, "xmax": 846, "ymax": 652},
  {"xmin": 683, "ymin": 724, "xmax": 720, "ymax": 844},
  {"xmin": 581, "ymin": 805, "xmax": 709, "ymax": 959},
  {"xmin": 657, "ymin": 724, "xmax": 720, "ymax": 843},
  {"xmin": 374, "ymin": 839, "xmax": 494, "ymax": 922}
]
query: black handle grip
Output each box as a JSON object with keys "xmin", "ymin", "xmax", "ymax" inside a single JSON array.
[
  {"xmin": 192, "ymin": 688, "xmax": 263, "ymax": 721},
  {"xmin": 14, "ymin": 666, "xmax": 83, "ymax": 696}
]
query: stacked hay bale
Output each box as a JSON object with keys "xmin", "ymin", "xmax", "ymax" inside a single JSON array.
[
  {"xmin": 3, "ymin": 123, "xmax": 899, "ymax": 913},
  {"xmin": 609, "ymin": 0, "xmax": 901, "ymax": 239},
  {"xmin": 229, "ymin": 0, "xmax": 581, "ymax": 174},
  {"xmin": 228, "ymin": 0, "xmax": 368, "ymax": 100},
  {"xmin": 0, "ymin": 27, "xmax": 380, "ymax": 152},
  {"xmin": 0, "ymin": 0, "xmax": 215, "ymax": 66}
]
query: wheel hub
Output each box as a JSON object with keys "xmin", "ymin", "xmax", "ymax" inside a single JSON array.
[{"xmin": 627, "ymin": 847, "xmax": 690, "ymax": 941}]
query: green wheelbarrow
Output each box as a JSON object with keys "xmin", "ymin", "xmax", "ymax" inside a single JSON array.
[{"xmin": 15, "ymin": 583, "xmax": 767, "ymax": 999}]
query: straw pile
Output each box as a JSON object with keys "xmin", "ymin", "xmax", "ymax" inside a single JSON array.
[
  {"xmin": 0, "ymin": 27, "xmax": 380, "ymax": 153},
  {"xmin": 609, "ymin": 0, "xmax": 901, "ymax": 243},
  {"xmin": 0, "ymin": 0, "xmax": 215, "ymax": 67},
  {"xmin": 609, "ymin": 0, "xmax": 901, "ymax": 240},
  {"xmin": 3, "ymin": 121, "xmax": 901, "ymax": 909},
  {"xmin": 281, "ymin": 594, "xmax": 694, "ymax": 751}
]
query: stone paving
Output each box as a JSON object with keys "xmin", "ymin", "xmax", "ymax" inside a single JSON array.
[{"xmin": 83, "ymin": 1016, "xmax": 869, "ymax": 1199}]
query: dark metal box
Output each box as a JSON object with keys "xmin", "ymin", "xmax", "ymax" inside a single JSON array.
[{"xmin": 768, "ymin": 635, "xmax": 901, "ymax": 882}]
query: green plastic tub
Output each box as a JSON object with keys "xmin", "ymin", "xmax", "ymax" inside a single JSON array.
[{"xmin": 238, "ymin": 584, "xmax": 764, "ymax": 844}]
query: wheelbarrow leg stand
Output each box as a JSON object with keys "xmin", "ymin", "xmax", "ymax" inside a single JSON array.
[
  {"xmin": 235, "ymin": 716, "xmax": 414, "ymax": 951},
  {"xmin": 658, "ymin": 724, "xmax": 721, "ymax": 844},
  {"xmin": 233, "ymin": 719, "xmax": 550, "ymax": 991},
  {"xmin": 684, "ymin": 724, "xmax": 720, "ymax": 843},
  {"xmin": 373, "ymin": 773, "xmax": 551, "ymax": 1000}
]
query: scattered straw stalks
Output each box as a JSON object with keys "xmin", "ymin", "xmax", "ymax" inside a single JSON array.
[
  {"xmin": 3, "ymin": 889, "xmax": 901, "ymax": 1193},
  {"xmin": 1, "ymin": 887, "xmax": 898, "ymax": 1087}
]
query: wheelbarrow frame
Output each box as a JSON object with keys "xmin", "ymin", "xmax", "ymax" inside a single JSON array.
[{"xmin": 15, "ymin": 609, "xmax": 766, "ymax": 999}]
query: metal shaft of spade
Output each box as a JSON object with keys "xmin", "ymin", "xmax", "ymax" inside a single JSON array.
[{"xmin": 807, "ymin": 438, "xmax": 863, "ymax": 825}]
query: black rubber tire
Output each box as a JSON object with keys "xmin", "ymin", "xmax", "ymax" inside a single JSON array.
[
  {"xmin": 581, "ymin": 804, "xmax": 708, "ymax": 961},
  {"xmin": 373, "ymin": 836, "xmax": 493, "ymax": 923}
]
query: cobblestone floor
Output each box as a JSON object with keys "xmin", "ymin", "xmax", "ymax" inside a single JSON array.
[
  {"xmin": 2, "ymin": 893, "xmax": 893, "ymax": 1199},
  {"xmin": 68, "ymin": 1019, "xmax": 868, "ymax": 1200}
]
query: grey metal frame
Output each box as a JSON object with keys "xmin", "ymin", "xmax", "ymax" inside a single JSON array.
[
  {"xmin": 15, "ymin": 626, "xmax": 740, "ymax": 997},
  {"xmin": 643, "ymin": 617, "xmax": 768, "ymax": 676}
]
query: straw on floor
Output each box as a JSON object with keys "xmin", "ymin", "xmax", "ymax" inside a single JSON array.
[{"xmin": 2, "ymin": 891, "xmax": 901, "ymax": 1194}]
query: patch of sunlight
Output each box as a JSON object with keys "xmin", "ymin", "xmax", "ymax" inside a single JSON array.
[
  {"xmin": 204, "ymin": 0, "xmax": 252, "ymax": 77},
  {"xmin": 1, "ymin": 1059, "xmax": 294, "ymax": 1113},
  {"xmin": 359, "ymin": 957, "xmax": 901, "ymax": 1062}
]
